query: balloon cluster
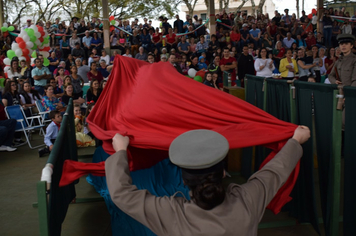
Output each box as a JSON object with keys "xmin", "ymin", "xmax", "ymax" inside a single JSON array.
[
  {"xmin": 308, "ymin": 9, "xmax": 318, "ymax": 25},
  {"xmin": 4, "ymin": 25, "xmax": 50, "ymax": 66},
  {"xmin": 187, "ymin": 68, "xmax": 205, "ymax": 82},
  {"xmin": 1, "ymin": 23, "xmax": 15, "ymax": 33},
  {"xmin": 109, "ymin": 16, "xmax": 121, "ymax": 31}
]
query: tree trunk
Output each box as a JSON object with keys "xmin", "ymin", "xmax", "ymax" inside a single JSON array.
[
  {"xmin": 251, "ymin": 0, "xmax": 256, "ymax": 16},
  {"xmin": 224, "ymin": 0, "xmax": 229, "ymax": 12},
  {"xmin": 257, "ymin": 0, "xmax": 266, "ymax": 14},
  {"xmin": 296, "ymin": 0, "xmax": 300, "ymax": 18},
  {"xmin": 182, "ymin": 0, "xmax": 198, "ymax": 17},
  {"xmin": 234, "ymin": 0, "xmax": 248, "ymax": 27},
  {"xmin": 302, "ymin": 0, "xmax": 304, "ymax": 11},
  {"xmin": 219, "ymin": 0, "xmax": 223, "ymax": 13}
]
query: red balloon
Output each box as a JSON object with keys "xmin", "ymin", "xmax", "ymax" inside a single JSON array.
[
  {"xmin": 15, "ymin": 37, "xmax": 24, "ymax": 44},
  {"xmin": 39, "ymin": 37, "xmax": 44, "ymax": 43},
  {"xmin": 110, "ymin": 25, "xmax": 115, "ymax": 32},
  {"xmin": 308, "ymin": 14, "xmax": 313, "ymax": 19},
  {"xmin": 311, "ymin": 9, "xmax": 317, "ymax": 15},
  {"xmin": 19, "ymin": 42, "xmax": 26, "ymax": 49},
  {"xmin": 24, "ymin": 55, "xmax": 30, "ymax": 62},
  {"xmin": 109, "ymin": 16, "xmax": 115, "ymax": 21},
  {"xmin": 40, "ymin": 31, "xmax": 45, "ymax": 37},
  {"xmin": 3, "ymin": 32, "xmax": 9, "ymax": 37},
  {"xmin": 196, "ymin": 70, "xmax": 206, "ymax": 78},
  {"xmin": 22, "ymin": 48, "xmax": 29, "ymax": 56},
  {"xmin": 37, "ymin": 26, "xmax": 44, "ymax": 32},
  {"xmin": 43, "ymin": 46, "xmax": 50, "ymax": 51}
]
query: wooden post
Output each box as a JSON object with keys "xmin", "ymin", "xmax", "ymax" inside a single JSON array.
[
  {"xmin": 102, "ymin": 0, "xmax": 111, "ymax": 55},
  {"xmin": 0, "ymin": 0, "xmax": 4, "ymax": 26},
  {"xmin": 209, "ymin": 0, "xmax": 216, "ymax": 35}
]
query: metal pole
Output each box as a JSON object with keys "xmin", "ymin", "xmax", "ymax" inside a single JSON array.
[
  {"xmin": 102, "ymin": 0, "xmax": 111, "ymax": 54},
  {"xmin": 209, "ymin": 0, "xmax": 216, "ymax": 35}
]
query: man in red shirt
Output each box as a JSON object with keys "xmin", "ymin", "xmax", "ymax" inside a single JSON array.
[{"xmin": 220, "ymin": 47, "xmax": 237, "ymax": 86}]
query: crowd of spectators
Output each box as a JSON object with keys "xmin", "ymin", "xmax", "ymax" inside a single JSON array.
[{"xmin": 0, "ymin": 7, "xmax": 356, "ymax": 151}]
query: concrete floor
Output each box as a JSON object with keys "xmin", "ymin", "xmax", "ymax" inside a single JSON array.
[{"xmin": 0, "ymin": 134, "xmax": 333, "ymax": 236}]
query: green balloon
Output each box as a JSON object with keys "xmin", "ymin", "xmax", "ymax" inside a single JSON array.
[
  {"xmin": 43, "ymin": 38, "xmax": 49, "ymax": 44},
  {"xmin": 43, "ymin": 58, "xmax": 49, "ymax": 66},
  {"xmin": 30, "ymin": 36, "xmax": 36, "ymax": 42},
  {"xmin": 31, "ymin": 51, "xmax": 37, "ymax": 58},
  {"xmin": 31, "ymin": 44, "xmax": 37, "ymax": 50},
  {"xmin": 8, "ymin": 26, "xmax": 14, "ymax": 32},
  {"xmin": 27, "ymin": 28, "xmax": 34, "ymax": 35},
  {"xmin": 110, "ymin": 20, "xmax": 116, "ymax": 25},
  {"xmin": 1, "ymin": 27, "xmax": 7, "ymax": 32},
  {"xmin": 7, "ymin": 50, "xmax": 15, "ymax": 59},
  {"xmin": 194, "ymin": 75, "xmax": 203, "ymax": 83}
]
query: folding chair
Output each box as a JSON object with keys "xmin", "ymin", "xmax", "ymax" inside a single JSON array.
[
  {"xmin": 36, "ymin": 100, "xmax": 51, "ymax": 125},
  {"xmin": 5, "ymin": 105, "xmax": 46, "ymax": 149}
]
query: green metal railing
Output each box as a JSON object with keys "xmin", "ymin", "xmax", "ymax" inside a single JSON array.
[{"xmin": 244, "ymin": 75, "xmax": 344, "ymax": 236}]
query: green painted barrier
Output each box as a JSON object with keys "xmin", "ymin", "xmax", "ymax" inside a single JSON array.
[{"xmin": 243, "ymin": 76, "xmax": 344, "ymax": 235}]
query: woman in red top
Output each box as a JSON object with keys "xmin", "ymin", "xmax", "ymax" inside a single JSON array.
[
  {"xmin": 273, "ymin": 41, "xmax": 285, "ymax": 72},
  {"xmin": 151, "ymin": 27, "xmax": 162, "ymax": 51},
  {"xmin": 324, "ymin": 47, "xmax": 338, "ymax": 75},
  {"xmin": 305, "ymin": 32, "xmax": 316, "ymax": 50},
  {"xmin": 165, "ymin": 28, "xmax": 177, "ymax": 52},
  {"xmin": 230, "ymin": 26, "xmax": 241, "ymax": 51},
  {"xmin": 87, "ymin": 62, "xmax": 104, "ymax": 84},
  {"xmin": 117, "ymin": 31, "xmax": 126, "ymax": 54}
]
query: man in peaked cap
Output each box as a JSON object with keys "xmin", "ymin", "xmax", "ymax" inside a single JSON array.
[
  {"xmin": 329, "ymin": 34, "xmax": 356, "ymax": 86},
  {"xmin": 105, "ymin": 127, "xmax": 310, "ymax": 236}
]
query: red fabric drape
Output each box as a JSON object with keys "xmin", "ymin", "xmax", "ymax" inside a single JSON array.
[{"xmin": 60, "ymin": 55, "xmax": 298, "ymax": 214}]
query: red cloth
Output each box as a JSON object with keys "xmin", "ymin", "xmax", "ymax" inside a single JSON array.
[{"xmin": 60, "ymin": 55, "xmax": 299, "ymax": 214}]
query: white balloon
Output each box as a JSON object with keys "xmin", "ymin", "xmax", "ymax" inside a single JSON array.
[
  {"xmin": 23, "ymin": 34, "xmax": 30, "ymax": 42},
  {"xmin": 3, "ymin": 58, "xmax": 11, "ymax": 65},
  {"xmin": 41, "ymin": 51, "xmax": 49, "ymax": 58},
  {"xmin": 30, "ymin": 25, "xmax": 37, "ymax": 30},
  {"xmin": 312, "ymin": 15, "xmax": 317, "ymax": 25},
  {"xmin": 12, "ymin": 42, "xmax": 20, "ymax": 51},
  {"xmin": 188, "ymin": 68, "xmax": 197, "ymax": 78},
  {"xmin": 35, "ymin": 32, "xmax": 41, "ymax": 38},
  {"xmin": 35, "ymin": 39, "xmax": 41, "ymax": 46},
  {"xmin": 44, "ymin": 32, "xmax": 48, "ymax": 38},
  {"xmin": 19, "ymin": 56, "xmax": 26, "ymax": 61},
  {"xmin": 26, "ymin": 41, "xmax": 34, "ymax": 48},
  {"xmin": 3, "ymin": 23, "xmax": 8, "ymax": 28},
  {"xmin": 15, "ymin": 49, "xmax": 23, "ymax": 57}
]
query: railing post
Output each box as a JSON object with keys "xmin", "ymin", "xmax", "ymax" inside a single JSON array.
[
  {"xmin": 330, "ymin": 89, "xmax": 343, "ymax": 236},
  {"xmin": 37, "ymin": 181, "xmax": 49, "ymax": 236}
]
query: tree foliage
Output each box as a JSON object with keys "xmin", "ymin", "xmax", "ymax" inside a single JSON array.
[{"xmin": 4, "ymin": 0, "xmax": 179, "ymax": 24}]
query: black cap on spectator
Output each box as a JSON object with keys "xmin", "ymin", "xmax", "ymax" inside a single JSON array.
[{"xmin": 75, "ymin": 42, "xmax": 80, "ymax": 45}]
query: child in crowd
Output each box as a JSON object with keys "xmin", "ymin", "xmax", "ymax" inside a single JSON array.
[
  {"xmin": 56, "ymin": 67, "xmax": 66, "ymax": 88},
  {"xmin": 180, "ymin": 55, "xmax": 189, "ymax": 75},
  {"xmin": 83, "ymin": 102, "xmax": 95, "ymax": 135},
  {"xmin": 198, "ymin": 56, "xmax": 208, "ymax": 70},
  {"xmin": 39, "ymin": 110, "xmax": 62, "ymax": 157},
  {"xmin": 62, "ymin": 76, "xmax": 72, "ymax": 91},
  {"xmin": 75, "ymin": 117, "xmax": 95, "ymax": 147},
  {"xmin": 73, "ymin": 104, "xmax": 83, "ymax": 122},
  {"xmin": 225, "ymin": 32, "xmax": 231, "ymax": 46}
]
